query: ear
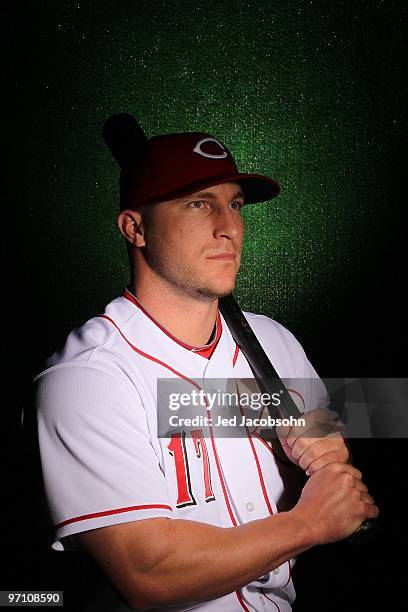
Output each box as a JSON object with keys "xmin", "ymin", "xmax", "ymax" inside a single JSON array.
[{"xmin": 116, "ymin": 209, "xmax": 146, "ymax": 247}]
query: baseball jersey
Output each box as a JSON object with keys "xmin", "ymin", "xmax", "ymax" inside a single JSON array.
[{"xmin": 34, "ymin": 288, "xmax": 326, "ymax": 611}]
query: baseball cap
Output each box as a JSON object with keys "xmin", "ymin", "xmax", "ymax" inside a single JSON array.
[{"xmin": 103, "ymin": 114, "xmax": 280, "ymax": 209}]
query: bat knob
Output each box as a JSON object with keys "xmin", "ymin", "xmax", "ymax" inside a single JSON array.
[{"xmin": 347, "ymin": 518, "xmax": 378, "ymax": 544}]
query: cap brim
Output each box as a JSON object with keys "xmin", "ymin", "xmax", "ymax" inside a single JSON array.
[
  {"xmin": 232, "ymin": 173, "xmax": 280, "ymax": 204},
  {"xmin": 138, "ymin": 173, "xmax": 280, "ymax": 208}
]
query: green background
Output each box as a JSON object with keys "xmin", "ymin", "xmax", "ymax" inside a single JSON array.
[{"xmin": 8, "ymin": 0, "xmax": 406, "ymax": 376}]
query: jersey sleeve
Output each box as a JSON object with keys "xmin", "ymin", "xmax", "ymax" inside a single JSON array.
[{"xmin": 35, "ymin": 364, "xmax": 173, "ymax": 550}]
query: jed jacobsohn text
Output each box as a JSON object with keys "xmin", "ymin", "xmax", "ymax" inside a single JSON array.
[
  {"xmin": 169, "ymin": 414, "xmax": 305, "ymax": 428},
  {"xmin": 169, "ymin": 389, "xmax": 284, "ymax": 411}
]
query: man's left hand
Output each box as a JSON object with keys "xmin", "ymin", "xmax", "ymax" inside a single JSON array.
[{"xmin": 276, "ymin": 407, "xmax": 349, "ymax": 476}]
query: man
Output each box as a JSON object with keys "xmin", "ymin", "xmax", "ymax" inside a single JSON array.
[{"xmin": 34, "ymin": 115, "xmax": 378, "ymax": 611}]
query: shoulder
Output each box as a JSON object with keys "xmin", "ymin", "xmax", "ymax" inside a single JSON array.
[
  {"xmin": 34, "ymin": 363, "xmax": 143, "ymax": 428},
  {"xmin": 35, "ymin": 294, "xmax": 142, "ymax": 378},
  {"xmin": 241, "ymin": 311, "xmax": 314, "ymax": 378},
  {"xmin": 243, "ymin": 311, "xmax": 306, "ymax": 353}
]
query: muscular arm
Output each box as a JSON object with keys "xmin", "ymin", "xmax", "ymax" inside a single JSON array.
[
  {"xmin": 78, "ymin": 510, "xmax": 311, "ymax": 609},
  {"xmin": 77, "ymin": 462, "xmax": 378, "ymax": 610}
]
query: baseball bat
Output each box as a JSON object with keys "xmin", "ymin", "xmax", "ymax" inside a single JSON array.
[{"xmin": 218, "ymin": 292, "xmax": 376, "ymax": 541}]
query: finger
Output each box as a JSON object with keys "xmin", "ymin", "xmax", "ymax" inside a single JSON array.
[
  {"xmin": 359, "ymin": 492, "xmax": 375, "ymax": 505},
  {"xmin": 368, "ymin": 504, "xmax": 380, "ymax": 519},
  {"xmin": 275, "ymin": 423, "xmax": 293, "ymax": 442},
  {"xmin": 276, "ymin": 410, "xmax": 328, "ymax": 443},
  {"xmin": 281, "ymin": 424, "xmax": 344, "ymax": 452},
  {"xmin": 280, "ymin": 429, "xmax": 341, "ymax": 453},
  {"xmin": 294, "ymin": 435, "xmax": 348, "ymax": 467},
  {"xmin": 341, "ymin": 464, "xmax": 363, "ymax": 480},
  {"xmin": 320, "ymin": 462, "xmax": 363, "ymax": 480},
  {"xmin": 290, "ymin": 436, "xmax": 320, "ymax": 461},
  {"xmin": 304, "ymin": 448, "xmax": 350, "ymax": 475},
  {"xmin": 293, "ymin": 421, "xmax": 344, "ymax": 440},
  {"xmin": 359, "ymin": 501, "xmax": 380, "ymax": 520},
  {"xmin": 353, "ymin": 480, "xmax": 369, "ymax": 494},
  {"xmin": 293, "ymin": 407, "xmax": 344, "ymax": 434}
]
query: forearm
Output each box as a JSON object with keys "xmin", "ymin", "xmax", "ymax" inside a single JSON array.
[
  {"xmin": 79, "ymin": 462, "xmax": 378, "ymax": 609},
  {"xmin": 128, "ymin": 511, "xmax": 313, "ymax": 608}
]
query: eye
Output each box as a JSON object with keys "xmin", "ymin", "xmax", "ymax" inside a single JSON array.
[
  {"xmin": 189, "ymin": 200, "xmax": 206, "ymax": 209},
  {"xmin": 230, "ymin": 200, "xmax": 244, "ymax": 210}
]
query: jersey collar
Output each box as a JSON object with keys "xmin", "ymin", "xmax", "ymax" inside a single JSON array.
[{"xmin": 122, "ymin": 287, "xmax": 222, "ymax": 359}]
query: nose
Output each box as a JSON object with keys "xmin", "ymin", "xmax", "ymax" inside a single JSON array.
[{"xmin": 213, "ymin": 206, "xmax": 243, "ymax": 241}]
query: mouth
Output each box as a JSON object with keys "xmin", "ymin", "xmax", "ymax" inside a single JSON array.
[{"xmin": 207, "ymin": 252, "xmax": 236, "ymax": 261}]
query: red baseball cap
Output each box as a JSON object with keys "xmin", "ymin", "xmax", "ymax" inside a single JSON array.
[{"xmin": 119, "ymin": 131, "xmax": 280, "ymax": 209}]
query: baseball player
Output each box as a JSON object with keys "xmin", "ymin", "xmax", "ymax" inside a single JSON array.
[{"xmin": 34, "ymin": 115, "xmax": 378, "ymax": 611}]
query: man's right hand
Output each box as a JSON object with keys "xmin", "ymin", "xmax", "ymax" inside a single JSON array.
[{"xmin": 291, "ymin": 462, "xmax": 379, "ymax": 545}]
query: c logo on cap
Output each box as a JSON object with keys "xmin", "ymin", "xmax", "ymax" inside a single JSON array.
[{"xmin": 193, "ymin": 137, "xmax": 228, "ymax": 160}]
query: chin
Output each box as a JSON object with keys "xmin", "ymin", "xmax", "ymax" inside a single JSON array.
[{"xmin": 194, "ymin": 279, "xmax": 236, "ymax": 300}]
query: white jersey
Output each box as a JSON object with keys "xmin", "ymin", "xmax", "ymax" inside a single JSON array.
[{"xmin": 34, "ymin": 288, "xmax": 325, "ymax": 611}]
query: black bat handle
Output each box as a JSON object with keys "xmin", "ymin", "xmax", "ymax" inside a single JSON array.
[{"xmin": 347, "ymin": 518, "xmax": 377, "ymax": 543}]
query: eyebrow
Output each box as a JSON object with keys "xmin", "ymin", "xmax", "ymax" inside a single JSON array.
[{"xmin": 177, "ymin": 190, "xmax": 245, "ymax": 202}]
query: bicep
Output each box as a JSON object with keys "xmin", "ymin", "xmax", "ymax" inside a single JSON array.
[{"xmin": 76, "ymin": 518, "xmax": 172, "ymax": 608}]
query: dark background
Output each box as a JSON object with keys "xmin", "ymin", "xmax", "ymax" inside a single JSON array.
[{"xmin": 3, "ymin": 1, "xmax": 407, "ymax": 610}]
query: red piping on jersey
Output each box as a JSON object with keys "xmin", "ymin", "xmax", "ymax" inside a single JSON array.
[
  {"xmin": 251, "ymin": 431, "xmax": 275, "ymax": 456},
  {"xmin": 235, "ymin": 590, "xmax": 250, "ymax": 611},
  {"xmin": 260, "ymin": 588, "xmax": 281, "ymax": 611},
  {"xmin": 98, "ymin": 315, "xmax": 206, "ymax": 386},
  {"xmin": 287, "ymin": 387, "xmax": 306, "ymax": 411},
  {"xmin": 56, "ymin": 504, "xmax": 172, "ymax": 529},
  {"xmin": 238, "ymin": 401, "xmax": 274, "ymax": 516},
  {"xmin": 252, "ymin": 432, "xmax": 291, "ymax": 476},
  {"xmin": 250, "ymin": 385, "xmax": 306, "ymax": 468},
  {"xmin": 251, "ymin": 431, "xmax": 293, "ymax": 468},
  {"xmin": 232, "ymin": 344, "xmax": 239, "ymax": 366},
  {"xmin": 205, "ymin": 405, "xmax": 238, "ymax": 527},
  {"xmin": 249, "ymin": 431, "xmax": 292, "ymax": 588},
  {"xmin": 122, "ymin": 288, "xmax": 222, "ymax": 359},
  {"xmin": 97, "ymin": 314, "xmax": 238, "ymax": 528}
]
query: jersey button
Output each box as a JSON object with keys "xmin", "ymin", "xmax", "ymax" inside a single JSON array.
[
  {"xmin": 273, "ymin": 568, "xmax": 280, "ymax": 575},
  {"xmin": 245, "ymin": 501, "xmax": 255, "ymax": 512}
]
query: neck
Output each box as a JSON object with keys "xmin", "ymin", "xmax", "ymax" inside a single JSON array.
[{"xmin": 129, "ymin": 272, "xmax": 219, "ymax": 347}]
